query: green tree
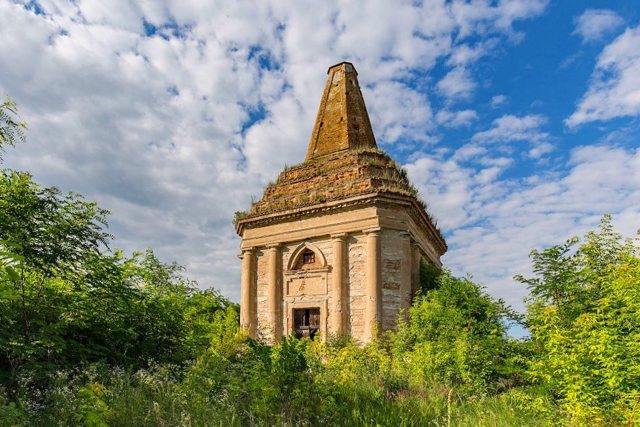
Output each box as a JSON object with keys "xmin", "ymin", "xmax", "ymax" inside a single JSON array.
[
  {"xmin": 392, "ymin": 270, "xmax": 521, "ymax": 396},
  {"xmin": 0, "ymin": 170, "xmax": 111, "ymax": 379},
  {"xmin": 0, "ymin": 170, "xmax": 110, "ymax": 275},
  {"xmin": 0, "ymin": 96, "xmax": 26, "ymax": 161},
  {"xmin": 518, "ymin": 216, "xmax": 640, "ymax": 424},
  {"xmin": 0, "ymin": 171, "xmax": 234, "ymax": 388}
]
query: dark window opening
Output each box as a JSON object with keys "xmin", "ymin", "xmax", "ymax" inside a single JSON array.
[
  {"xmin": 302, "ymin": 250, "xmax": 315, "ymax": 265},
  {"xmin": 293, "ymin": 308, "xmax": 320, "ymax": 340}
]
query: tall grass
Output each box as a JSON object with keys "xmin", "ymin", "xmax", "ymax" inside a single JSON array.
[{"xmin": 0, "ymin": 338, "xmax": 556, "ymax": 427}]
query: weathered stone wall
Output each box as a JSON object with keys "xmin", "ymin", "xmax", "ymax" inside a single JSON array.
[
  {"xmin": 237, "ymin": 62, "xmax": 446, "ymax": 345},
  {"xmin": 252, "ymin": 228, "xmax": 420, "ymax": 343},
  {"xmin": 282, "ymin": 238, "xmax": 333, "ymax": 339},
  {"xmin": 254, "ymin": 237, "xmax": 336, "ymax": 342},
  {"xmin": 249, "ymin": 150, "xmax": 420, "ymax": 218},
  {"xmin": 381, "ymin": 229, "xmax": 404, "ymax": 331},
  {"xmin": 346, "ymin": 233, "xmax": 367, "ymax": 339}
]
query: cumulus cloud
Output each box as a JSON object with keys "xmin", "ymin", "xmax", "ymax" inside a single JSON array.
[
  {"xmin": 436, "ymin": 67, "xmax": 476, "ymax": 101},
  {"xmin": 446, "ymin": 39, "xmax": 499, "ymax": 67},
  {"xmin": 405, "ymin": 144, "xmax": 640, "ymax": 310},
  {"xmin": 472, "ymin": 114, "xmax": 549, "ymax": 144},
  {"xmin": 0, "ymin": 0, "xmax": 550, "ymax": 301},
  {"xmin": 450, "ymin": 0, "xmax": 549, "ymax": 39},
  {"xmin": 567, "ymin": 26, "xmax": 640, "ymax": 127},
  {"xmin": 573, "ymin": 9, "xmax": 624, "ymax": 43},
  {"xmin": 490, "ymin": 94, "xmax": 508, "ymax": 108},
  {"xmin": 435, "ymin": 109, "xmax": 478, "ymax": 128},
  {"xmin": 528, "ymin": 142, "xmax": 554, "ymax": 159}
]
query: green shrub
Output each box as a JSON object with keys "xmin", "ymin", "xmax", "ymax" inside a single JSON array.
[
  {"xmin": 392, "ymin": 270, "xmax": 521, "ymax": 397},
  {"xmin": 518, "ymin": 216, "xmax": 640, "ymax": 424}
]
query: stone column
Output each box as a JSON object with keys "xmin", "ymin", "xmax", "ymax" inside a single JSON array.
[
  {"xmin": 267, "ymin": 244, "xmax": 281, "ymax": 343},
  {"xmin": 400, "ymin": 233, "xmax": 412, "ymax": 310},
  {"xmin": 364, "ymin": 228, "xmax": 381, "ymax": 341},
  {"xmin": 331, "ymin": 233, "xmax": 347, "ymax": 335},
  {"xmin": 239, "ymin": 247, "xmax": 255, "ymax": 335}
]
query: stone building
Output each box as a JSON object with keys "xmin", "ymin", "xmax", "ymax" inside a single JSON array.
[{"xmin": 235, "ymin": 62, "xmax": 446, "ymax": 344}]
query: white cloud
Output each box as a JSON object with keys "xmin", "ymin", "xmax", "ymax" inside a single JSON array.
[
  {"xmin": 573, "ymin": 9, "xmax": 624, "ymax": 43},
  {"xmin": 450, "ymin": 0, "xmax": 548, "ymax": 39},
  {"xmin": 435, "ymin": 109, "xmax": 478, "ymax": 128},
  {"xmin": 453, "ymin": 142, "xmax": 487, "ymax": 161},
  {"xmin": 0, "ymin": 0, "xmax": 550, "ymax": 302},
  {"xmin": 436, "ymin": 67, "xmax": 476, "ymax": 101},
  {"xmin": 567, "ymin": 26, "xmax": 640, "ymax": 127},
  {"xmin": 472, "ymin": 114, "xmax": 549, "ymax": 144},
  {"xmin": 490, "ymin": 94, "xmax": 508, "ymax": 108},
  {"xmin": 446, "ymin": 39, "xmax": 498, "ymax": 67},
  {"xmin": 528, "ymin": 142, "xmax": 554, "ymax": 159},
  {"xmin": 406, "ymin": 144, "xmax": 640, "ymax": 310},
  {"xmin": 367, "ymin": 81, "xmax": 434, "ymax": 144}
]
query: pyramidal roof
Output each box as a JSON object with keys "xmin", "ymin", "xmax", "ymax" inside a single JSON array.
[
  {"xmin": 305, "ymin": 62, "xmax": 377, "ymax": 160},
  {"xmin": 236, "ymin": 62, "xmax": 446, "ymax": 254}
]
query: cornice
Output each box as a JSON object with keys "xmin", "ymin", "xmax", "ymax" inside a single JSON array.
[{"xmin": 236, "ymin": 191, "xmax": 447, "ymax": 255}]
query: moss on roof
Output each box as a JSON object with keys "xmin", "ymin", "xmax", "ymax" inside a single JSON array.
[{"xmin": 235, "ymin": 148, "xmax": 443, "ymax": 241}]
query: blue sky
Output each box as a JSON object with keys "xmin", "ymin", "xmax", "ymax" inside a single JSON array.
[{"xmin": 1, "ymin": 0, "xmax": 639, "ymax": 313}]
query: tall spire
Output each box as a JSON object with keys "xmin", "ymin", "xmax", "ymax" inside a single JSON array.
[{"xmin": 305, "ymin": 62, "xmax": 377, "ymax": 161}]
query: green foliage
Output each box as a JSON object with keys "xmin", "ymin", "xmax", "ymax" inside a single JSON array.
[
  {"xmin": 392, "ymin": 270, "xmax": 522, "ymax": 396},
  {"xmin": 419, "ymin": 258, "xmax": 441, "ymax": 293},
  {"xmin": 0, "ymin": 170, "xmax": 110, "ymax": 276},
  {"xmin": 517, "ymin": 215, "xmax": 640, "ymax": 424},
  {"xmin": 0, "ymin": 96, "xmax": 26, "ymax": 161},
  {"xmin": 2, "ymin": 110, "xmax": 634, "ymax": 425},
  {"xmin": 0, "ymin": 334, "xmax": 554, "ymax": 426},
  {"xmin": 233, "ymin": 210, "xmax": 249, "ymax": 225},
  {"xmin": 0, "ymin": 171, "xmax": 235, "ymax": 392}
]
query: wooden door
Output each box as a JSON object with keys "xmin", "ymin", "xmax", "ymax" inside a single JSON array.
[{"xmin": 293, "ymin": 308, "xmax": 320, "ymax": 340}]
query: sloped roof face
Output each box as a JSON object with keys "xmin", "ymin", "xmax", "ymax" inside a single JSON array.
[
  {"xmin": 235, "ymin": 62, "xmax": 445, "ymax": 250},
  {"xmin": 249, "ymin": 148, "xmax": 421, "ymax": 216},
  {"xmin": 305, "ymin": 62, "xmax": 377, "ymax": 160}
]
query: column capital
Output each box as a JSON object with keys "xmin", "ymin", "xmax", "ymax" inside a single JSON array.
[
  {"xmin": 238, "ymin": 247, "xmax": 255, "ymax": 259},
  {"xmin": 265, "ymin": 243, "xmax": 281, "ymax": 250},
  {"xmin": 363, "ymin": 227, "xmax": 381, "ymax": 235},
  {"xmin": 330, "ymin": 232, "xmax": 348, "ymax": 240}
]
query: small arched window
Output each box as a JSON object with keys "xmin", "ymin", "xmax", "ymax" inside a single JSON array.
[
  {"xmin": 302, "ymin": 250, "xmax": 315, "ymax": 265},
  {"xmin": 287, "ymin": 243, "xmax": 326, "ymax": 271}
]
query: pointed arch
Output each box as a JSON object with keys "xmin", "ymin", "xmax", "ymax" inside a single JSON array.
[{"xmin": 287, "ymin": 242, "xmax": 327, "ymax": 271}]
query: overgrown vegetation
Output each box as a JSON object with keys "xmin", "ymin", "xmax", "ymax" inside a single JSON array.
[
  {"xmin": 0, "ymin": 170, "xmax": 236, "ymax": 389},
  {"xmin": 516, "ymin": 215, "xmax": 640, "ymax": 425},
  {"xmin": 0, "ymin": 96, "xmax": 26, "ymax": 161},
  {"xmin": 1, "ymin": 100, "xmax": 639, "ymax": 425}
]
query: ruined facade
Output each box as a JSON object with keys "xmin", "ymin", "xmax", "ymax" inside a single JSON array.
[{"xmin": 235, "ymin": 62, "xmax": 446, "ymax": 343}]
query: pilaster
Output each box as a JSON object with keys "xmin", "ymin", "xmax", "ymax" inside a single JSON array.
[
  {"xmin": 364, "ymin": 227, "xmax": 381, "ymax": 341},
  {"xmin": 331, "ymin": 233, "xmax": 347, "ymax": 335},
  {"xmin": 267, "ymin": 243, "xmax": 281, "ymax": 343},
  {"xmin": 411, "ymin": 243, "xmax": 422, "ymax": 298},
  {"xmin": 239, "ymin": 247, "xmax": 256, "ymax": 337},
  {"xmin": 400, "ymin": 232, "xmax": 412, "ymax": 310}
]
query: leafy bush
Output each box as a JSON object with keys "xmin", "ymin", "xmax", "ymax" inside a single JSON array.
[
  {"xmin": 0, "ymin": 171, "xmax": 235, "ymax": 391},
  {"xmin": 518, "ymin": 215, "xmax": 640, "ymax": 424},
  {"xmin": 392, "ymin": 270, "xmax": 522, "ymax": 397},
  {"xmin": 5, "ymin": 150, "xmax": 638, "ymax": 426}
]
